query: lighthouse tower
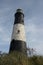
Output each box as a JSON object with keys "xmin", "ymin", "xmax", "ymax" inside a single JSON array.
[{"xmin": 9, "ymin": 9, "xmax": 27, "ymax": 55}]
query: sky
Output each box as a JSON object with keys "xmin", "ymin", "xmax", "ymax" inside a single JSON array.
[{"xmin": 0, "ymin": 0, "xmax": 43, "ymax": 55}]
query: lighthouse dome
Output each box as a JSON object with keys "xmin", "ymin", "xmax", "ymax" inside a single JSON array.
[{"xmin": 16, "ymin": 9, "xmax": 23, "ymax": 13}]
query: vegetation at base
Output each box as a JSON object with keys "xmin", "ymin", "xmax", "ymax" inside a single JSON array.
[{"xmin": 0, "ymin": 51, "xmax": 43, "ymax": 65}]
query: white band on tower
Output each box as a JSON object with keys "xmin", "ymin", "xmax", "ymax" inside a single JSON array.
[{"xmin": 11, "ymin": 24, "xmax": 26, "ymax": 41}]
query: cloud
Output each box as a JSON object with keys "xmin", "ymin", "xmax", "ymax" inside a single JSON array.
[
  {"xmin": 0, "ymin": 25, "xmax": 10, "ymax": 52},
  {"xmin": 0, "ymin": 25, "xmax": 10, "ymax": 42},
  {"xmin": 25, "ymin": 17, "xmax": 43, "ymax": 55},
  {"xmin": 0, "ymin": 27, "xmax": 3, "ymax": 33}
]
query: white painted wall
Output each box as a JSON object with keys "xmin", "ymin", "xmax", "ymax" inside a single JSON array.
[{"xmin": 11, "ymin": 24, "xmax": 26, "ymax": 41}]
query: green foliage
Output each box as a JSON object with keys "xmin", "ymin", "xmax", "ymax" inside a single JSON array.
[{"xmin": 0, "ymin": 51, "xmax": 43, "ymax": 65}]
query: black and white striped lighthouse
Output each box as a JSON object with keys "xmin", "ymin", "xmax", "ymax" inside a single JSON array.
[{"xmin": 9, "ymin": 9, "xmax": 27, "ymax": 55}]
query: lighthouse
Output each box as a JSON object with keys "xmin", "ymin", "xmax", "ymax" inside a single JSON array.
[{"xmin": 9, "ymin": 9, "xmax": 27, "ymax": 55}]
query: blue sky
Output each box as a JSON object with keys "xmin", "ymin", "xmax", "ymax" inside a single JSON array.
[{"xmin": 0, "ymin": 0, "xmax": 43, "ymax": 55}]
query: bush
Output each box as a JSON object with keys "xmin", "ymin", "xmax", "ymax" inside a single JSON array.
[{"xmin": 0, "ymin": 51, "xmax": 43, "ymax": 65}]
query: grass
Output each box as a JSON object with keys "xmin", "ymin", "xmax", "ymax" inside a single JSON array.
[{"xmin": 0, "ymin": 51, "xmax": 43, "ymax": 65}]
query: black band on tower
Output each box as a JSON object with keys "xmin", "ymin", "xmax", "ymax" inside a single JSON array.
[
  {"xmin": 14, "ymin": 9, "xmax": 24, "ymax": 25},
  {"xmin": 9, "ymin": 39, "xmax": 27, "ymax": 55}
]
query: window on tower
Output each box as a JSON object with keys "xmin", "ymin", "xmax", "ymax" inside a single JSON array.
[{"xmin": 17, "ymin": 30, "xmax": 20, "ymax": 34}]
